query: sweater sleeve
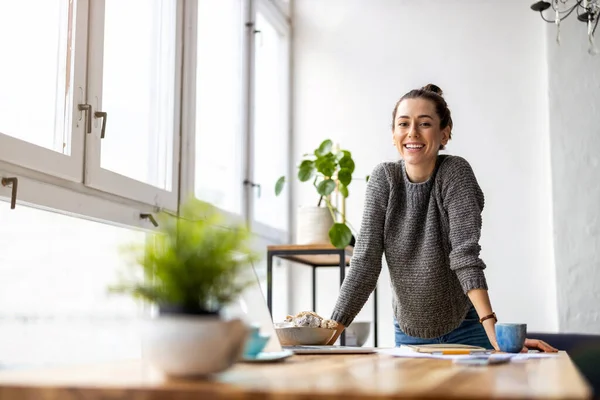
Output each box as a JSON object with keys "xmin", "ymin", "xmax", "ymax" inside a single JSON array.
[
  {"xmin": 442, "ymin": 157, "xmax": 488, "ymax": 293},
  {"xmin": 330, "ymin": 163, "xmax": 389, "ymax": 327}
]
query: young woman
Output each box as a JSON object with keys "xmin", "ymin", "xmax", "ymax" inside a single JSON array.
[{"xmin": 327, "ymin": 84, "xmax": 556, "ymax": 352}]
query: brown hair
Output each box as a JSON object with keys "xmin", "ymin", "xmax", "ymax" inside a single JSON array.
[{"xmin": 391, "ymin": 83, "xmax": 453, "ymax": 149}]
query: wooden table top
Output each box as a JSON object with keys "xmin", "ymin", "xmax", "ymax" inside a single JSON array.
[
  {"xmin": 0, "ymin": 351, "xmax": 591, "ymax": 400},
  {"xmin": 267, "ymin": 243, "xmax": 354, "ymax": 266}
]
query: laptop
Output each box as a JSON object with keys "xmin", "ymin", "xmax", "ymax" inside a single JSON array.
[{"xmin": 222, "ymin": 264, "xmax": 375, "ymax": 355}]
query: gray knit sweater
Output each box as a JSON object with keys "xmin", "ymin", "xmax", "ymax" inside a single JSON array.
[{"xmin": 331, "ymin": 155, "xmax": 488, "ymax": 339}]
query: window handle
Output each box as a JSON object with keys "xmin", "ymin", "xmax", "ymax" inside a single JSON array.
[
  {"xmin": 1, "ymin": 177, "xmax": 18, "ymax": 209},
  {"xmin": 140, "ymin": 213, "xmax": 158, "ymax": 227},
  {"xmin": 243, "ymin": 179, "xmax": 261, "ymax": 198},
  {"xmin": 78, "ymin": 104, "xmax": 92, "ymax": 134},
  {"xmin": 254, "ymin": 29, "xmax": 263, "ymax": 46},
  {"xmin": 94, "ymin": 111, "xmax": 107, "ymax": 139}
]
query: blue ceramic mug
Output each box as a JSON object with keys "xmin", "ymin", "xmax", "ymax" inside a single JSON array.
[
  {"xmin": 243, "ymin": 324, "xmax": 271, "ymax": 358},
  {"xmin": 495, "ymin": 323, "xmax": 527, "ymax": 353}
]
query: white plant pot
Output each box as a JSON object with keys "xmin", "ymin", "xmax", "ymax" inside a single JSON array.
[
  {"xmin": 296, "ymin": 205, "xmax": 334, "ymax": 245},
  {"xmin": 141, "ymin": 316, "xmax": 248, "ymax": 377}
]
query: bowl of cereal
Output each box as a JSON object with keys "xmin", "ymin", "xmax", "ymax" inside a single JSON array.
[{"xmin": 274, "ymin": 311, "xmax": 338, "ymax": 346}]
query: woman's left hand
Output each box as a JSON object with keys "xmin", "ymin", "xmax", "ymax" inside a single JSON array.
[{"xmin": 521, "ymin": 338, "xmax": 558, "ymax": 353}]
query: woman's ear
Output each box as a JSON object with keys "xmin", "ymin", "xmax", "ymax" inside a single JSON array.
[{"xmin": 441, "ymin": 126, "xmax": 451, "ymax": 146}]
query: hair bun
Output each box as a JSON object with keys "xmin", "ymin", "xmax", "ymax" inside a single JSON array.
[{"xmin": 421, "ymin": 83, "xmax": 444, "ymax": 96}]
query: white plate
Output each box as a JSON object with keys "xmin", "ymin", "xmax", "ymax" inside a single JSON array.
[{"xmin": 241, "ymin": 350, "xmax": 294, "ymax": 363}]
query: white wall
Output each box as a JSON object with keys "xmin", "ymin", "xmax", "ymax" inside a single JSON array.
[
  {"xmin": 291, "ymin": 0, "xmax": 557, "ymax": 347},
  {"xmin": 547, "ymin": 17, "xmax": 600, "ymax": 333}
]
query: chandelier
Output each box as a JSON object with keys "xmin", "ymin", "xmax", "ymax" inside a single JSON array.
[{"xmin": 531, "ymin": 0, "xmax": 599, "ymax": 55}]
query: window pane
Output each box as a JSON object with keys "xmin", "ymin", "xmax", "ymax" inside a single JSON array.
[
  {"xmin": 0, "ymin": 206, "xmax": 144, "ymax": 368},
  {"xmin": 0, "ymin": 0, "xmax": 74, "ymax": 154},
  {"xmin": 252, "ymin": 12, "xmax": 288, "ymax": 231},
  {"xmin": 271, "ymin": 0, "xmax": 291, "ymax": 17},
  {"xmin": 100, "ymin": 0, "xmax": 176, "ymax": 190},
  {"xmin": 195, "ymin": 0, "xmax": 244, "ymax": 215}
]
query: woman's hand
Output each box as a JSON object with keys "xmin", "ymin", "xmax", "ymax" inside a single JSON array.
[
  {"xmin": 481, "ymin": 319, "xmax": 500, "ymax": 351},
  {"xmin": 325, "ymin": 323, "xmax": 346, "ymax": 345},
  {"xmin": 521, "ymin": 338, "xmax": 558, "ymax": 353}
]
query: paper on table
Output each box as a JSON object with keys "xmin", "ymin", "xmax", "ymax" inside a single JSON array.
[
  {"xmin": 377, "ymin": 347, "xmax": 560, "ymax": 361},
  {"xmin": 377, "ymin": 347, "xmax": 475, "ymax": 360},
  {"xmin": 510, "ymin": 353, "xmax": 560, "ymax": 361}
]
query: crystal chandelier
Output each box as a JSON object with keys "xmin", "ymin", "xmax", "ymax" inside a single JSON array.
[{"xmin": 531, "ymin": 0, "xmax": 599, "ymax": 55}]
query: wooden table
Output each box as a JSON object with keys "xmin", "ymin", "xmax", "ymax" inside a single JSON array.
[
  {"xmin": 0, "ymin": 352, "xmax": 591, "ymax": 399},
  {"xmin": 267, "ymin": 243, "xmax": 379, "ymax": 346}
]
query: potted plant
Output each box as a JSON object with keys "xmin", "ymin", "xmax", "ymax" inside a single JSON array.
[
  {"xmin": 109, "ymin": 198, "xmax": 260, "ymax": 377},
  {"xmin": 275, "ymin": 139, "xmax": 366, "ymax": 249}
]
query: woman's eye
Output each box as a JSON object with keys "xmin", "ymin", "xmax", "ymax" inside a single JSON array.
[
  {"xmin": 420, "ymin": 122, "xmax": 431, "ymax": 127},
  {"xmin": 398, "ymin": 122, "xmax": 408, "ymax": 127}
]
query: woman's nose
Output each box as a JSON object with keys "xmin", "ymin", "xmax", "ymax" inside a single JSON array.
[{"xmin": 408, "ymin": 123, "xmax": 419, "ymax": 137}]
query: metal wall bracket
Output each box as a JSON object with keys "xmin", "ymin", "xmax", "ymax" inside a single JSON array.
[
  {"xmin": 1, "ymin": 177, "xmax": 18, "ymax": 209},
  {"xmin": 140, "ymin": 213, "xmax": 158, "ymax": 227}
]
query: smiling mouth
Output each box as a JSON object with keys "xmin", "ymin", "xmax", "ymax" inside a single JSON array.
[{"xmin": 404, "ymin": 144, "xmax": 425, "ymax": 150}]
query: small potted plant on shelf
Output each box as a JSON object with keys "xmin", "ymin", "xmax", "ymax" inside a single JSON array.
[
  {"xmin": 275, "ymin": 139, "xmax": 367, "ymax": 249},
  {"xmin": 109, "ymin": 198, "xmax": 260, "ymax": 377}
]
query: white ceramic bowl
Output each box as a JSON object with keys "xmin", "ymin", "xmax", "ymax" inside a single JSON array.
[
  {"xmin": 346, "ymin": 321, "xmax": 371, "ymax": 347},
  {"xmin": 275, "ymin": 327, "xmax": 336, "ymax": 346}
]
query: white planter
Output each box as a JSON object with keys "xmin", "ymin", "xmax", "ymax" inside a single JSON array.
[
  {"xmin": 296, "ymin": 205, "xmax": 334, "ymax": 245},
  {"xmin": 141, "ymin": 316, "xmax": 248, "ymax": 377}
]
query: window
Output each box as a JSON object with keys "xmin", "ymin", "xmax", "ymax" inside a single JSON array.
[
  {"xmin": 1, "ymin": 0, "xmax": 290, "ymax": 230},
  {"xmin": 251, "ymin": 8, "xmax": 290, "ymax": 236},
  {"xmin": 97, "ymin": 0, "xmax": 176, "ymax": 190},
  {"xmin": 84, "ymin": 0, "xmax": 180, "ymax": 209},
  {"xmin": 194, "ymin": 0, "xmax": 244, "ymax": 216},
  {"xmin": 0, "ymin": 0, "xmax": 181, "ymax": 213},
  {"xmin": 191, "ymin": 0, "xmax": 291, "ymax": 244},
  {"xmin": 0, "ymin": 1, "xmax": 71, "ymax": 153},
  {"xmin": 0, "ymin": 0, "xmax": 86, "ymax": 182},
  {"xmin": 269, "ymin": 0, "xmax": 291, "ymax": 17},
  {"xmin": 247, "ymin": 0, "xmax": 291, "ymax": 243}
]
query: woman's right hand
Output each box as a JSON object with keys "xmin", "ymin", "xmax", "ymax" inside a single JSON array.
[{"xmin": 325, "ymin": 323, "xmax": 346, "ymax": 345}]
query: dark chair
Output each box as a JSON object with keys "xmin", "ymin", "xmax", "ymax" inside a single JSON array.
[{"xmin": 529, "ymin": 332, "xmax": 600, "ymax": 397}]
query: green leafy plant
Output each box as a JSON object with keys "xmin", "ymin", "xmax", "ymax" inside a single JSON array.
[
  {"xmin": 109, "ymin": 198, "xmax": 260, "ymax": 314},
  {"xmin": 275, "ymin": 139, "xmax": 365, "ymax": 249}
]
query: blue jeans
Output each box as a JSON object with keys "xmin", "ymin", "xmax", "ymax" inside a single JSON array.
[{"xmin": 394, "ymin": 306, "xmax": 493, "ymax": 349}]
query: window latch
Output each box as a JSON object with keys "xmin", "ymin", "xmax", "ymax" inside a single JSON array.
[
  {"xmin": 95, "ymin": 111, "xmax": 107, "ymax": 139},
  {"xmin": 78, "ymin": 104, "xmax": 92, "ymax": 134},
  {"xmin": 140, "ymin": 213, "xmax": 158, "ymax": 227},
  {"xmin": 1, "ymin": 177, "xmax": 18, "ymax": 209},
  {"xmin": 243, "ymin": 179, "xmax": 261, "ymax": 198},
  {"xmin": 253, "ymin": 29, "xmax": 263, "ymax": 46}
]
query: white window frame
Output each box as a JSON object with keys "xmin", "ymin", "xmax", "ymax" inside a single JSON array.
[
  {"xmin": 83, "ymin": 0, "xmax": 182, "ymax": 212},
  {"xmin": 180, "ymin": 0, "xmax": 251, "ymax": 228},
  {"xmin": 267, "ymin": 0, "xmax": 291, "ymax": 18},
  {"xmin": 247, "ymin": 0, "xmax": 292, "ymax": 244},
  {"xmin": 0, "ymin": 0, "xmax": 89, "ymax": 183},
  {"xmin": 0, "ymin": 160, "xmax": 159, "ymax": 230},
  {"xmin": 180, "ymin": 0, "xmax": 292, "ymax": 242}
]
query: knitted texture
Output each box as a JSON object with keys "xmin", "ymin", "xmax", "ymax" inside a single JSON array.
[{"xmin": 330, "ymin": 155, "xmax": 488, "ymax": 339}]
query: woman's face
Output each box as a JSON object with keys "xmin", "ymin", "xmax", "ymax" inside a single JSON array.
[{"xmin": 392, "ymin": 98, "xmax": 450, "ymax": 166}]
